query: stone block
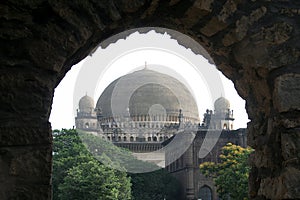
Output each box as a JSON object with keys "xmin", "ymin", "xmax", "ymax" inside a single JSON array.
[
  {"xmin": 258, "ymin": 167, "xmax": 300, "ymax": 199},
  {"xmin": 0, "ymin": 125, "xmax": 52, "ymax": 146},
  {"xmin": 200, "ymin": 17, "xmax": 228, "ymax": 37},
  {"xmin": 281, "ymin": 131, "xmax": 300, "ymax": 166},
  {"xmin": 274, "ymin": 73, "xmax": 300, "ymax": 112},
  {"xmin": 0, "ymin": 145, "xmax": 52, "ymax": 181},
  {"xmin": 0, "ymin": 145, "xmax": 52, "ymax": 199},
  {"xmin": 0, "ymin": 184, "xmax": 51, "ymax": 200}
]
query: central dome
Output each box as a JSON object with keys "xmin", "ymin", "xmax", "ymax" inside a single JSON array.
[{"xmin": 96, "ymin": 69, "xmax": 199, "ymax": 123}]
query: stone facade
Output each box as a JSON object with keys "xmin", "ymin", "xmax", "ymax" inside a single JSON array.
[
  {"xmin": 0, "ymin": 1, "xmax": 299, "ymax": 199},
  {"xmin": 77, "ymin": 78, "xmax": 245, "ymax": 200},
  {"xmin": 167, "ymin": 129, "xmax": 247, "ymax": 200},
  {"xmin": 75, "ymin": 95, "xmax": 98, "ymax": 132},
  {"xmin": 77, "ymin": 69, "xmax": 200, "ymax": 143}
]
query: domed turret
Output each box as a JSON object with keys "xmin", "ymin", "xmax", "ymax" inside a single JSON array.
[
  {"xmin": 76, "ymin": 94, "xmax": 97, "ymax": 131},
  {"xmin": 79, "ymin": 95, "xmax": 94, "ymax": 113},
  {"xmin": 214, "ymin": 97, "xmax": 230, "ymax": 113}
]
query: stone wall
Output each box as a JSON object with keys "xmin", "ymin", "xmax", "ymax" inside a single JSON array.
[{"xmin": 0, "ymin": 0, "xmax": 299, "ymax": 199}]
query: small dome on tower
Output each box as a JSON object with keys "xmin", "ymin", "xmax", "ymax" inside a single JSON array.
[
  {"xmin": 79, "ymin": 95, "xmax": 94, "ymax": 113},
  {"xmin": 214, "ymin": 97, "xmax": 230, "ymax": 112}
]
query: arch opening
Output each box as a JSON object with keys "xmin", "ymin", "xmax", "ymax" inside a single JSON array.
[
  {"xmin": 2, "ymin": 2, "xmax": 298, "ymax": 199},
  {"xmin": 198, "ymin": 185, "xmax": 212, "ymax": 200},
  {"xmin": 50, "ymin": 27, "xmax": 250, "ymax": 198}
]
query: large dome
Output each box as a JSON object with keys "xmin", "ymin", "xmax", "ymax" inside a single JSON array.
[{"xmin": 96, "ymin": 69, "xmax": 199, "ymax": 123}]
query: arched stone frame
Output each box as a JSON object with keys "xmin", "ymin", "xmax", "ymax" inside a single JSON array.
[
  {"xmin": 1, "ymin": 1, "xmax": 299, "ymax": 199},
  {"xmin": 129, "ymin": 136, "xmax": 133, "ymax": 142},
  {"xmin": 159, "ymin": 136, "xmax": 163, "ymax": 141},
  {"xmin": 198, "ymin": 185, "xmax": 213, "ymax": 200}
]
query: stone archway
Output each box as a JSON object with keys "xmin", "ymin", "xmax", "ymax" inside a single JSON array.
[
  {"xmin": 0, "ymin": 1, "xmax": 299, "ymax": 199},
  {"xmin": 199, "ymin": 185, "xmax": 212, "ymax": 200}
]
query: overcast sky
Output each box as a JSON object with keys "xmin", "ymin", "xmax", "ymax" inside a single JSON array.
[{"xmin": 49, "ymin": 30, "xmax": 249, "ymax": 130}]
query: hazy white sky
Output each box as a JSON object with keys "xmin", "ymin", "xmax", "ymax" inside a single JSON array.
[{"xmin": 50, "ymin": 31, "xmax": 249, "ymax": 130}]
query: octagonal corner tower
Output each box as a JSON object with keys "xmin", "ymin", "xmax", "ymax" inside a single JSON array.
[{"xmin": 96, "ymin": 68, "xmax": 200, "ymax": 142}]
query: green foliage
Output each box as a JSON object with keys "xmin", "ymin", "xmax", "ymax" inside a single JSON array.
[
  {"xmin": 77, "ymin": 130, "xmax": 161, "ymax": 173},
  {"xmin": 52, "ymin": 129, "xmax": 131, "ymax": 200},
  {"xmin": 130, "ymin": 169, "xmax": 182, "ymax": 200},
  {"xmin": 58, "ymin": 160, "xmax": 121, "ymax": 200},
  {"xmin": 77, "ymin": 130, "xmax": 181, "ymax": 200},
  {"xmin": 199, "ymin": 143, "xmax": 254, "ymax": 200},
  {"xmin": 53, "ymin": 129, "xmax": 180, "ymax": 200}
]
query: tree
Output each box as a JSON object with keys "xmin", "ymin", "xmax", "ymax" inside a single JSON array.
[
  {"xmin": 130, "ymin": 169, "xmax": 181, "ymax": 200},
  {"xmin": 78, "ymin": 130, "xmax": 161, "ymax": 173},
  {"xmin": 58, "ymin": 160, "xmax": 121, "ymax": 200},
  {"xmin": 199, "ymin": 143, "xmax": 254, "ymax": 200},
  {"xmin": 77, "ymin": 130, "xmax": 181, "ymax": 200},
  {"xmin": 53, "ymin": 129, "xmax": 180, "ymax": 200},
  {"xmin": 52, "ymin": 129, "xmax": 131, "ymax": 200}
]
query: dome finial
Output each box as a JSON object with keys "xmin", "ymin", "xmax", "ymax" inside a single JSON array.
[{"xmin": 144, "ymin": 61, "xmax": 148, "ymax": 70}]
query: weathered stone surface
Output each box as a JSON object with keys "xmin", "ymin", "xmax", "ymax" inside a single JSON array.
[
  {"xmin": 222, "ymin": 6, "xmax": 267, "ymax": 46},
  {"xmin": 183, "ymin": 0, "xmax": 213, "ymax": 27},
  {"xmin": 0, "ymin": 145, "xmax": 52, "ymax": 199},
  {"xmin": 0, "ymin": 184, "xmax": 51, "ymax": 200},
  {"xmin": 270, "ymin": 46, "xmax": 300, "ymax": 68},
  {"xmin": 0, "ymin": 124, "xmax": 52, "ymax": 146},
  {"xmin": 200, "ymin": 17, "xmax": 228, "ymax": 37},
  {"xmin": 0, "ymin": 0, "xmax": 299, "ymax": 199},
  {"xmin": 273, "ymin": 73, "xmax": 300, "ymax": 112},
  {"xmin": 258, "ymin": 167, "xmax": 300, "ymax": 199},
  {"xmin": 281, "ymin": 130, "xmax": 300, "ymax": 167}
]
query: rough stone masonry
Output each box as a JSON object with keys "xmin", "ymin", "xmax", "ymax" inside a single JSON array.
[{"xmin": 0, "ymin": 0, "xmax": 299, "ymax": 199}]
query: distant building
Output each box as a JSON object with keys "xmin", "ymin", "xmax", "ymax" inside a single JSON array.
[
  {"xmin": 75, "ymin": 94, "xmax": 98, "ymax": 132},
  {"xmin": 166, "ymin": 129, "xmax": 247, "ymax": 200},
  {"xmin": 75, "ymin": 68, "xmax": 247, "ymax": 200}
]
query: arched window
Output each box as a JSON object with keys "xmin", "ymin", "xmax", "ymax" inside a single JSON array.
[
  {"xmin": 147, "ymin": 137, "xmax": 152, "ymax": 142},
  {"xmin": 107, "ymin": 136, "xmax": 111, "ymax": 141},
  {"xmin": 223, "ymin": 123, "xmax": 228, "ymax": 129},
  {"xmin": 159, "ymin": 136, "xmax": 163, "ymax": 141},
  {"xmin": 153, "ymin": 136, "xmax": 157, "ymax": 142},
  {"xmin": 198, "ymin": 185, "xmax": 212, "ymax": 200},
  {"xmin": 85, "ymin": 122, "xmax": 89, "ymax": 128},
  {"xmin": 130, "ymin": 136, "xmax": 134, "ymax": 142},
  {"xmin": 123, "ymin": 136, "xmax": 127, "ymax": 141}
]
